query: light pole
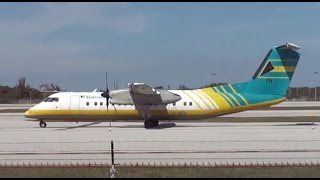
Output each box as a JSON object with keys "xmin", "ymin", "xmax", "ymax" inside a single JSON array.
[
  {"xmin": 315, "ymin": 72, "xmax": 319, "ymax": 101},
  {"xmin": 29, "ymin": 91, "xmax": 32, "ymax": 103}
]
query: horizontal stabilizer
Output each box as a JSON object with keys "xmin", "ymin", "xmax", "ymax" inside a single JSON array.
[{"xmin": 277, "ymin": 43, "xmax": 300, "ymax": 51}]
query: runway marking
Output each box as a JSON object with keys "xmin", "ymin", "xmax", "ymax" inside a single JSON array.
[{"xmin": 2, "ymin": 149, "xmax": 320, "ymax": 155}]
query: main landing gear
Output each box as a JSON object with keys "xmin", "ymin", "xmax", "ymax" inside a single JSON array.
[
  {"xmin": 144, "ymin": 120, "xmax": 159, "ymax": 129},
  {"xmin": 39, "ymin": 120, "xmax": 47, "ymax": 128}
]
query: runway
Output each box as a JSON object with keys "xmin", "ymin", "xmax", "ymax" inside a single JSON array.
[
  {"xmin": 0, "ymin": 114, "xmax": 320, "ymax": 166},
  {"xmin": 222, "ymin": 110, "xmax": 320, "ymax": 117}
]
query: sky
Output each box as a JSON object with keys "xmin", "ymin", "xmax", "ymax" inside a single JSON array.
[{"xmin": 0, "ymin": 2, "xmax": 319, "ymax": 91}]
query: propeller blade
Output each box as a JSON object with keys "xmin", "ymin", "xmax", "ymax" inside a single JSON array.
[
  {"xmin": 106, "ymin": 72, "xmax": 108, "ymax": 93},
  {"xmin": 106, "ymin": 72, "xmax": 109, "ymax": 111},
  {"xmin": 101, "ymin": 72, "xmax": 110, "ymax": 111}
]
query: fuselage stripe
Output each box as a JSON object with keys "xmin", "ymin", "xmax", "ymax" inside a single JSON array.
[
  {"xmin": 220, "ymin": 86, "xmax": 240, "ymax": 107},
  {"xmin": 192, "ymin": 90, "xmax": 213, "ymax": 110},
  {"xmin": 215, "ymin": 86, "xmax": 235, "ymax": 107},
  {"xmin": 228, "ymin": 84, "xmax": 249, "ymax": 106},
  {"xmin": 182, "ymin": 91, "xmax": 202, "ymax": 110},
  {"xmin": 222, "ymin": 85, "xmax": 246, "ymax": 106},
  {"xmin": 203, "ymin": 88, "xmax": 228, "ymax": 109},
  {"xmin": 213, "ymin": 86, "xmax": 234, "ymax": 107},
  {"xmin": 198, "ymin": 90, "xmax": 219, "ymax": 109}
]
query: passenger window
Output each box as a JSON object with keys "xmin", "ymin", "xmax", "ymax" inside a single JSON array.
[
  {"xmin": 94, "ymin": 102, "xmax": 97, "ymax": 106},
  {"xmin": 189, "ymin": 102, "xmax": 192, "ymax": 106},
  {"xmin": 184, "ymin": 102, "xmax": 187, "ymax": 106},
  {"xmin": 86, "ymin": 102, "xmax": 89, "ymax": 106},
  {"xmin": 173, "ymin": 103, "xmax": 176, "ymax": 106}
]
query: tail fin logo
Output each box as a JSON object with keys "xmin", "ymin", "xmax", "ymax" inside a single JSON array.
[
  {"xmin": 252, "ymin": 43, "xmax": 300, "ymax": 80},
  {"xmin": 260, "ymin": 61, "xmax": 274, "ymax": 76}
]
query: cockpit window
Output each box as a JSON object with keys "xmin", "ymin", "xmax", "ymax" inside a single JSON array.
[
  {"xmin": 43, "ymin": 98, "xmax": 50, "ymax": 102},
  {"xmin": 43, "ymin": 97, "xmax": 59, "ymax": 102},
  {"xmin": 48, "ymin": 98, "xmax": 59, "ymax": 102}
]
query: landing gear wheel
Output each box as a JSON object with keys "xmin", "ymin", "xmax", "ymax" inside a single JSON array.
[
  {"xmin": 144, "ymin": 121, "xmax": 150, "ymax": 128},
  {"xmin": 39, "ymin": 121, "xmax": 47, "ymax": 128},
  {"xmin": 155, "ymin": 120, "xmax": 159, "ymax": 126},
  {"xmin": 144, "ymin": 120, "xmax": 159, "ymax": 129}
]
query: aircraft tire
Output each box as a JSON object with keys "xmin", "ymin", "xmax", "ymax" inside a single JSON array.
[
  {"xmin": 144, "ymin": 120, "xmax": 159, "ymax": 129},
  {"xmin": 39, "ymin": 121, "xmax": 47, "ymax": 128},
  {"xmin": 144, "ymin": 121, "xmax": 150, "ymax": 128}
]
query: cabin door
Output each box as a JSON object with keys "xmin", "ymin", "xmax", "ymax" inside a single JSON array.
[{"xmin": 70, "ymin": 96, "xmax": 80, "ymax": 110}]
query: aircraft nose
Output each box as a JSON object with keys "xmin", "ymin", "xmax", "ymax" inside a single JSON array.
[{"xmin": 24, "ymin": 109, "xmax": 33, "ymax": 118}]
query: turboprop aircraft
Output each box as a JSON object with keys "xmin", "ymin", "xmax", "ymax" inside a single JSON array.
[{"xmin": 24, "ymin": 43, "xmax": 301, "ymax": 128}]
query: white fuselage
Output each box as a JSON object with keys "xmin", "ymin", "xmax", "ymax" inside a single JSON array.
[
  {"xmin": 24, "ymin": 90, "xmax": 224, "ymax": 121},
  {"xmin": 24, "ymin": 89, "xmax": 284, "ymax": 122}
]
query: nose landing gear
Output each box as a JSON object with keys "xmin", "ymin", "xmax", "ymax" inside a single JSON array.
[{"xmin": 39, "ymin": 120, "xmax": 47, "ymax": 128}]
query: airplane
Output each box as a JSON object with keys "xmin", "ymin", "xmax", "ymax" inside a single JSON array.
[{"xmin": 24, "ymin": 43, "xmax": 301, "ymax": 129}]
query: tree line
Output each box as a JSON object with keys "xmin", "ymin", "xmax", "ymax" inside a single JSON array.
[
  {"xmin": 0, "ymin": 77, "xmax": 62, "ymax": 103},
  {"xmin": 0, "ymin": 77, "xmax": 318, "ymax": 103}
]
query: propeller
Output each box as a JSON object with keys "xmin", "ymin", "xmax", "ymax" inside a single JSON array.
[{"xmin": 101, "ymin": 72, "xmax": 110, "ymax": 111}]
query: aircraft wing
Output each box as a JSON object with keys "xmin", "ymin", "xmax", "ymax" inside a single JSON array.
[{"xmin": 109, "ymin": 83, "xmax": 181, "ymax": 105}]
